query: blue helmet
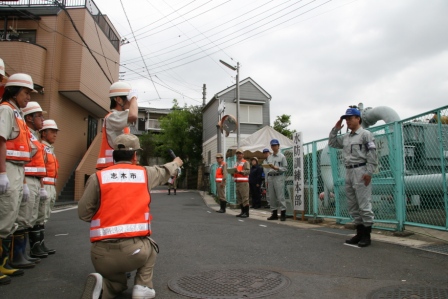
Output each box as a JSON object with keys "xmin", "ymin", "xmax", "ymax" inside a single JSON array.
[
  {"xmin": 341, "ymin": 107, "xmax": 361, "ymax": 119},
  {"xmin": 262, "ymin": 148, "xmax": 270, "ymax": 153},
  {"xmin": 270, "ymin": 139, "xmax": 280, "ymax": 146}
]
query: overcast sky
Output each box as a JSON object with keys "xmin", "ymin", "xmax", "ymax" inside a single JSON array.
[{"xmin": 93, "ymin": 0, "xmax": 448, "ymax": 142}]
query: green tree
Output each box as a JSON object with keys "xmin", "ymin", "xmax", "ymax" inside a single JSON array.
[
  {"xmin": 273, "ymin": 114, "xmax": 296, "ymax": 139},
  {"xmin": 157, "ymin": 100, "xmax": 203, "ymax": 187}
]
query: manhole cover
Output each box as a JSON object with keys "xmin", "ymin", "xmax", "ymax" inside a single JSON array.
[
  {"xmin": 168, "ymin": 269, "xmax": 290, "ymax": 298},
  {"xmin": 367, "ymin": 285, "xmax": 448, "ymax": 299}
]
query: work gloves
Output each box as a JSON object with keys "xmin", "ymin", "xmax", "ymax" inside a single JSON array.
[
  {"xmin": 22, "ymin": 183, "xmax": 30, "ymax": 202},
  {"xmin": 127, "ymin": 89, "xmax": 138, "ymax": 100},
  {"xmin": 39, "ymin": 187, "xmax": 48, "ymax": 201},
  {"xmin": 0, "ymin": 173, "xmax": 9, "ymax": 194}
]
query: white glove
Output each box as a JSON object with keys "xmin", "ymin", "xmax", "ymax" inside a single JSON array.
[
  {"xmin": 39, "ymin": 187, "xmax": 48, "ymax": 201},
  {"xmin": 127, "ymin": 89, "xmax": 138, "ymax": 100},
  {"xmin": 0, "ymin": 173, "xmax": 9, "ymax": 194},
  {"xmin": 22, "ymin": 183, "xmax": 30, "ymax": 203}
]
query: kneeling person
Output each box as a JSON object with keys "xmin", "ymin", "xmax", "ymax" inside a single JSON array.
[{"xmin": 78, "ymin": 134, "xmax": 183, "ymax": 299}]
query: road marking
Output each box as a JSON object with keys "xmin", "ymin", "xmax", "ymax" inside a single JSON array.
[
  {"xmin": 52, "ymin": 206, "xmax": 78, "ymax": 213},
  {"xmin": 343, "ymin": 243, "xmax": 360, "ymax": 248},
  {"xmin": 238, "ymin": 220, "xmax": 244, "ymax": 222},
  {"xmin": 259, "ymin": 225, "xmax": 267, "ymax": 227},
  {"xmin": 207, "ymin": 211, "xmax": 211, "ymax": 213},
  {"xmin": 55, "ymin": 233, "xmax": 69, "ymax": 236}
]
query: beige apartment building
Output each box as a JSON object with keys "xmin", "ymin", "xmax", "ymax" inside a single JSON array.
[{"xmin": 0, "ymin": 0, "xmax": 121, "ymax": 200}]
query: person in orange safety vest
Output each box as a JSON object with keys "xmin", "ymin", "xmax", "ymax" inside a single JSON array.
[
  {"xmin": 233, "ymin": 148, "xmax": 250, "ymax": 218},
  {"xmin": 215, "ymin": 152, "xmax": 228, "ymax": 213},
  {"xmin": 79, "ymin": 133, "xmax": 183, "ymax": 299},
  {"xmin": 96, "ymin": 81, "xmax": 138, "ymax": 170}
]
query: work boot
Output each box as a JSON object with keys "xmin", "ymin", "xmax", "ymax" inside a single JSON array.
[
  {"xmin": 10, "ymin": 232, "xmax": 35, "ymax": 269},
  {"xmin": 358, "ymin": 225, "xmax": 372, "ymax": 247},
  {"xmin": 0, "ymin": 237, "xmax": 24, "ymax": 277},
  {"xmin": 81, "ymin": 273, "xmax": 103, "ymax": 299},
  {"xmin": 216, "ymin": 201, "xmax": 226, "ymax": 213},
  {"xmin": 240, "ymin": 206, "xmax": 249, "ymax": 218},
  {"xmin": 24, "ymin": 231, "xmax": 40, "ymax": 264},
  {"xmin": 280, "ymin": 210, "xmax": 286, "ymax": 221},
  {"xmin": 29, "ymin": 228, "xmax": 48, "ymax": 258},
  {"xmin": 39, "ymin": 225, "xmax": 55, "ymax": 255},
  {"xmin": 174, "ymin": 189, "xmax": 176, "ymax": 195},
  {"xmin": 167, "ymin": 189, "xmax": 170, "ymax": 195},
  {"xmin": 0, "ymin": 273, "xmax": 11, "ymax": 285},
  {"xmin": 235, "ymin": 205, "xmax": 244, "ymax": 217},
  {"xmin": 345, "ymin": 224, "xmax": 364, "ymax": 245},
  {"xmin": 267, "ymin": 210, "xmax": 278, "ymax": 220}
]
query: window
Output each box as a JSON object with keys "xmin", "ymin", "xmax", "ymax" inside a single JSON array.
[
  {"xmin": 138, "ymin": 118, "xmax": 146, "ymax": 131},
  {"xmin": 224, "ymin": 103, "xmax": 263, "ymax": 124},
  {"xmin": 207, "ymin": 150, "xmax": 211, "ymax": 165}
]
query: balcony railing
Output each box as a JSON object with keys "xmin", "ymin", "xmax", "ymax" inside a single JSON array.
[
  {"xmin": 0, "ymin": 0, "xmax": 120, "ymax": 51},
  {"xmin": 147, "ymin": 119, "xmax": 161, "ymax": 131}
]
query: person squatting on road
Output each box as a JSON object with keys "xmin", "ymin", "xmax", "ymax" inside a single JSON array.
[
  {"xmin": 96, "ymin": 81, "xmax": 138, "ymax": 170},
  {"xmin": 215, "ymin": 153, "xmax": 228, "ymax": 213},
  {"xmin": 328, "ymin": 106, "xmax": 377, "ymax": 247},
  {"xmin": 233, "ymin": 148, "xmax": 250, "ymax": 218},
  {"xmin": 265, "ymin": 139, "xmax": 288, "ymax": 221},
  {"xmin": 0, "ymin": 73, "xmax": 35, "ymax": 284},
  {"xmin": 79, "ymin": 133, "xmax": 183, "ymax": 299},
  {"xmin": 249, "ymin": 157, "xmax": 263, "ymax": 209}
]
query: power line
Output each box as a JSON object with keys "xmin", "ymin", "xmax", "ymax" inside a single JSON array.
[{"xmin": 119, "ymin": 0, "xmax": 161, "ymax": 98}]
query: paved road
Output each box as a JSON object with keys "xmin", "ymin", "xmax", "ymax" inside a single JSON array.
[{"xmin": 2, "ymin": 189, "xmax": 447, "ymax": 299}]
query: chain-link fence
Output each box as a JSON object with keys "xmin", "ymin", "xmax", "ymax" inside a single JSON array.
[{"xmin": 208, "ymin": 106, "xmax": 448, "ymax": 232}]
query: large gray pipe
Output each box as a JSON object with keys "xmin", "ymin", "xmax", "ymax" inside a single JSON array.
[{"xmin": 358, "ymin": 103, "xmax": 401, "ymax": 129}]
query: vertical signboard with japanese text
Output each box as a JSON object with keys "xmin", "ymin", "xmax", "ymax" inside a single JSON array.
[{"xmin": 293, "ymin": 132, "xmax": 304, "ymax": 211}]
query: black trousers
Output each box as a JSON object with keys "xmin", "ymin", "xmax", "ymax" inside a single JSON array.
[{"xmin": 250, "ymin": 183, "xmax": 261, "ymax": 207}]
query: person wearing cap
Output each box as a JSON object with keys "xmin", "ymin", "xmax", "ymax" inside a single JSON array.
[
  {"xmin": 78, "ymin": 133, "xmax": 183, "ymax": 299},
  {"xmin": 233, "ymin": 148, "xmax": 250, "ymax": 218},
  {"xmin": 265, "ymin": 139, "xmax": 288, "ymax": 221},
  {"xmin": 10, "ymin": 102, "xmax": 48, "ymax": 269},
  {"xmin": 215, "ymin": 153, "xmax": 228, "ymax": 213},
  {"xmin": 96, "ymin": 81, "xmax": 138, "ymax": 170},
  {"xmin": 167, "ymin": 167, "xmax": 181, "ymax": 195},
  {"xmin": 249, "ymin": 157, "xmax": 263, "ymax": 209},
  {"xmin": 261, "ymin": 148, "xmax": 271, "ymax": 208},
  {"xmin": 329, "ymin": 106, "xmax": 377, "ymax": 247},
  {"xmin": 0, "ymin": 73, "xmax": 36, "ymax": 283},
  {"xmin": 37, "ymin": 119, "xmax": 60, "ymax": 256}
]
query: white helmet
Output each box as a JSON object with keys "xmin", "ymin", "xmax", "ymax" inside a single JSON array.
[
  {"xmin": 0, "ymin": 58, "xmax": 5, "ymax": 76},
  {"xmin": 22, "ymin": 101, "xmax": 46, "ymax": 116},
  {"xmin": 5, "ymin": 73, "xmax": 36, "ymax": 92},
  {"xmin": 40, "ymin": 119, "xmax": 59, "ymax": 131},
  {"xmin": 109, "ymin": 81, "xmax": 131, "ymax": 98}
]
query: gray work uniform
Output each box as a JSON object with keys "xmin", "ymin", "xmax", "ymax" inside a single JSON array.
[
  {"xmin": 328, "ymin": 127, "xmax": 377, "ymax": 226},
  {"xmin": 265, "ymin": 152, "xmax": 288, "ymax": 211}
]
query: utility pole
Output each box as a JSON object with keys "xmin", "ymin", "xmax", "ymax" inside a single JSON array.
[{"xmin": 202, "ymin": 84, "xmax": 206, "ymax": 105}]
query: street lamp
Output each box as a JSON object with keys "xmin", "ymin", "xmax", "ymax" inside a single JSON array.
[{"xmin": 219, "ymin": 59, "xmax": 240, "ymax": 148}]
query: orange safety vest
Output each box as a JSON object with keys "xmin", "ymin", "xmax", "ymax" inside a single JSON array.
[
  {"xmin": 215, "ymin": 162, "xmax": 226, "ymax": 183},
  {"xmin": 1, "ymin": 102, "xmax": 32, "ymax": 162},
  {"xmin": 234, "ymin": 159, "xmax": 249, "ymax": 183},
  {"xmin": 25, "ymin": 134, "xmax": 47, "ymax": 177},
  {"xmin": 96, "ymin": 112, "xmax": 130, "ymax": 170},
  {"xmin": 42, "ymin": 146, "xmax": 58, "ymax": 185},
  {"xmin": 90, "ymin": 164, "xmax": 151, "ymax": 242}
]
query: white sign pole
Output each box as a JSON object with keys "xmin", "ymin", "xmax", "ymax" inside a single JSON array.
[{"xmin": 293, "ymin": 132, "xmax": 304, "ymax": 218}]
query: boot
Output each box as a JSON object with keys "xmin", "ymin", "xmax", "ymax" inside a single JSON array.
[
  {"xmin": 10, "ymin": 232, "xmax": 35, "ymax": 269},
  {"xmin": 39, "ymin": 225, "xmax": 55, "ymax": 255},
  {"xmin": 0, "ymin": 273, "xmax": 11, "ymax": 285},
  {"xmin": 358, "ymin": 225, "xmax": 372, "ymax": 247},
  {"xmin": 0, "ymin": 237, "xmax": 24, "ymax": 277},
  {"xmin": 24, "ymin": 231, "xmax": 40, "ymax": 264},
  {"xmin": 216, "ymin": 201, "xmax": 226, "ymax": 213},
  {"xmin": 235, "ymin": 205, "xmax": 244, "ymax": 217},
  {"xmin": 280, "ymin": 210, "xmax": 286, "ymax": 221},
  {"xmin": 167, "ymin": 189, "xmax": 171, "ymax": 195},
  {"xmin": 345, "ymin": 224, "xmax": 364, "ymax": 245},
  {"xmin": 240, "ymin": 206, "xmax": 249, "ymax": 218},
  {"xmin": 174, "ymin": 189, "xmax": 176, "ymax": 195},
  {"xmin": 267, "ymin": 210, "xmax": 278, "ymax": 220},
  {"xmin": 29, "ymin": 228, "xmax": 48, "ymax": 258}
]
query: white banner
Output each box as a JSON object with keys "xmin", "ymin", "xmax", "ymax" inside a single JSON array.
[{"xmin": 293, "ymin": 132, "xmax": 304, "ymax": 211}]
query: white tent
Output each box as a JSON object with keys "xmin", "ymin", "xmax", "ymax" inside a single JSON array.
[{"xmin": 229, "ymin": 126, "xmax": 294, "ymax": 153}]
